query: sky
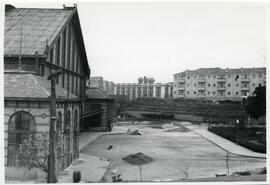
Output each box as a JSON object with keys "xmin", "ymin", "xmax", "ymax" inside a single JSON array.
[{"xmin": 7, "ymin": 1, "xmax": 268, "ymax": 83}]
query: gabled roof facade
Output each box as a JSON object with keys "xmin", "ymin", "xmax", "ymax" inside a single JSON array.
[
  {"xmin": 4, "ymin": 7, "xmax": 74, "ymax": 56},
  {"xmin": 4, "ymin": 5, "xmax": 90, "ymax": 76}
]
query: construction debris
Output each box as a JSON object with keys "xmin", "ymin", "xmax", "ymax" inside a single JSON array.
[{"xmin": 123, "ymin": 152, "xmax": 153, "ymax": 165}]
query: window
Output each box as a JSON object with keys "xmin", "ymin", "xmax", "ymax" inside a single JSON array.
[
  {"xmin": 253, "ymin": 74, "xmax": 256, "ymax": 78},
  {"xmin": 56, "ymin": 37, "xmax": 61, "ymax": 66},
  {"xmin": 62, "ymin": 71, "xmax": 65, "ymax": 88},
  {"xmin": 228, "ymin": 92, "xmax": 231, "ymax": 95},
  {"xmin": 208, "ymin": 92, "xmax": 210, "ymax": 94},
  {"xmin": 236, "ymin": 83, "xmax": 239, "ymax": 87},
  {"xmin": 259, "ymin": 74, "xmax": 262, "ymax": 78},
  {"xmin": 194, "ymin": 75, "xmax": 197, "ymax": 79},
  {"xmin": 228, "ymin": 75, "xmax": 231, "ymax": 79},
  {"xmin": 187, "ymin": 91, "xmax": 190, "ymax": 94},
  {"xmin": 213, "ymin": 92, "xmax": 216, "ymax": 95},
  {"xmin": 208, "ymin": 76, "xmax": 211, "ymax": 79},
  {"xmin": 50, "ymin": 47, "xmax": 54, "ymax": 63},
  {"xmin": 253, "ymin": 83, "xmax": 255, "ymax": 87},
  {"xmin": 194, "ymin": 91, "xmax": 196, "ymax": 94},
  {"xmin": 187, "ymin": 76, "xmax": 190, "ymax": 80},
  {"xmin": 208, "ymin": 84, "xmax": 210, "ymax": 87},
  {"xmin": 213, "ymin": 76, "xmax": 216, "ymax": 79},
  {"xmin": 228, "ymin": 83, "xmax": 231, "ymax": 87},
  {"xmin": 194, "ymin": 84, "xmax": 197, "ymax": 87},
  {"xmin": 62, "ymin": 28, "xmax": 67, "ymax": 67},
  {"xmin": 213, "ymin": 84, "xmax": 216, "ymax": 87},
  {"xmin": 8, "ymin": 111, "xmax": 35, "ymax": 166},
  {"xmin": 236, "ymin": 92, "xmax": 239, "ymax": 95},
  {"xmin": 65, "ymin": 111, "xmax": 71, "ymax": 134}
]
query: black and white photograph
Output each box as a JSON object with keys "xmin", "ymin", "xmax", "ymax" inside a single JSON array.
[{"xmin": 1, "ymin": 0, "xmax": 268, "ymax": 184}]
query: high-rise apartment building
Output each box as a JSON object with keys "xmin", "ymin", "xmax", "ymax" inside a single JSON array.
[
  {"xmin": 173, "ymin": 68, "xmax": 266, "ymax": 100},
  {"xmin": 114, "ymin": 76, "xmax": 173, "ymax": 100}
]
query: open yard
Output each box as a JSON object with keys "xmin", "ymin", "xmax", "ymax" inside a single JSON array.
[{"xmin": 80, "ymin": 123, "xmax": 265, "ymax": 182}]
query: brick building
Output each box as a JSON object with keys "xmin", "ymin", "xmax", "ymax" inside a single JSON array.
[
  {"xmin": 114, "ymin": 76, "xmax": 173, "ymax": 100},
  {"xmin": 4, "ymin": 5, "xmax": 90, "ymax": 181},
  {"xmin": 173, "ymin": 68, "xmax": 266, "ymax": 101}
]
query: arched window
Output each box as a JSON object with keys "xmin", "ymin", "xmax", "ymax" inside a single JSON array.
[
  {"xmin": 8, "ymin": 111, "xmax": 35, "ymax": 166},
  {"xmin": 65, "ymin": 110, "xmax": 71, "ymax": 133}
]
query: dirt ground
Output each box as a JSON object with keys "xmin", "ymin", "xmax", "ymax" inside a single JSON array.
[{"xmin": 80, "ymin": 123, "xmax": 265, "ymax": 182}]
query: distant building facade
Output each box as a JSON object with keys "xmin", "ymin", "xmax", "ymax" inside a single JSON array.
[
  {"xmin": 173, "ymin": 68, "xmax": 266, "ymax": 100},
  {"xmin": 4, "ymin": 5, "xmax": 90, "ymax": 181},
  {"xmin": 103, "ymin": 81, "xmax": 115, "ymax": 95},
  {"xmin": 114, "ymin": 76, "xmax": 173, "ymax": 100},
  {"xmin": 89, "ymin": 76, "xmax": 104, "ymax": 91}
]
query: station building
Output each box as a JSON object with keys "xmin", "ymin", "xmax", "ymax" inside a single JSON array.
[{"xmin": 4, "ymin": 4, "xmax": 90, "ymax": 181}]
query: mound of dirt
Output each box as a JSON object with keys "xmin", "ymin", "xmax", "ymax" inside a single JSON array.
[{"xmin": 123, "ymin": 152, "xmax": 153, "ymax": 165}]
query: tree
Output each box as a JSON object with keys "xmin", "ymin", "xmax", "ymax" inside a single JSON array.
[
  {"xmin": 242, "ymin": 86, "xmax": 266, "ymax": 120},
  {"xmin": 18, "ymin": 132, "xmax": 49, "ymax": 174}
]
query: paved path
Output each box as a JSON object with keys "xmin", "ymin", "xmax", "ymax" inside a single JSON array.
[
  {"xmin": 58, "ymin": 131, "xmax": 111, "ymax": 183},
  {"xmin": 58, "ymin": 126, "xmax": 128, "ymax": 183},
  {"xmin": 180, "ymin": 122, "xmax": 266, "ymax": 159}
]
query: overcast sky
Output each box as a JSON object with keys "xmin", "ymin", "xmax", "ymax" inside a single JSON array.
[{"xmin": 10, "ymin": 1, "xmax": 267, "ymax": 83}]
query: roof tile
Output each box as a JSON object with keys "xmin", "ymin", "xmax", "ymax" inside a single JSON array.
[{"xmin": 4, "ymin": 8, "xmax": 74, "ymax": 55}]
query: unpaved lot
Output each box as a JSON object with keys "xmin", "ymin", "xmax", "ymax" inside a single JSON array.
[{"xmin": 80, "ymin": 123, "xmax": 265, "ymax": 182}]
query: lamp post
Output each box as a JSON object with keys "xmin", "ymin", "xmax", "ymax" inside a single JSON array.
[
  {"xmin": 235, "ymin": 119, "xmax": 239, "ymax": 144},
  {"xmin": 47, "ymin": 70, "xmax": 62, "ymax": 183}
]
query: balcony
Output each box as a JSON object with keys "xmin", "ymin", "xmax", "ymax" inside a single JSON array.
[
  {"xmin": 198, "ymin": 87, "xmax": 206, "ymax": 91},
  {"xmin": 241, "ymin": 86, "xmax": 250, "ymax": 91},
  {"xmin": 217, "ymin": 86, "xmax": 226, "ymax": 91},
  {"xmin": 178, "ymin": 79, "xmax": 185, "ymax": 83},
  {"xmin": 178, "ymin": 87, "xmax": 185, "ymax": 90},
  {"xmin": 197, "ymin": 78, "xmax": 206, "ymax": 83},
  {"xmin": 217, "ymin": 78, "xmax": 226, "ymax": 82},
  {"xmin": 241, "ymin": 78, "xmax": 250, "ymax": 82}
]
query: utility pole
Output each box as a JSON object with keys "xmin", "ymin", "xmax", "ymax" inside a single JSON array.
[{"xmin": 48, "ymin": 70, "xmax": 62, "ymax": 183}]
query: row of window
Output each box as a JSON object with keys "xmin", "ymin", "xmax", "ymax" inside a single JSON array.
[
  {"xmin": 177, "ymin": 91, "xmax": 248, "ymax": 96},
  {"xmin": 53, "ymin": 69, "xmax": 82, "ymax": 96},
  {"xmin": 178, "ymin": 82, "xmax": 262, "ymax": 88},
  {"xmin": 7, "ymin": 110, "xmax": 79, "ymax": 166},
  {"xmin": 49, "ymin": 24, "xmax": 81, "ymax": 74},
  {"xmin": 176, "ymin": 73, "xmax": 264, "ymax": 80}
]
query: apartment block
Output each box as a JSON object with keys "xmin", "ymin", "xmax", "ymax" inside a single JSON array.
[
  {"xmin": 114, "ymin": 76, "xmax": 173, "ymax": 100},
  {"xmin": 103, "ymin": 81, "xmax": 115, "ymax": 95},
  {"xmin": 173, "ymin": 68, "xmax": 266, "ymax": 100},
  {"xmin": 89, "ymin": 76, "xmax": 104, "ymax": 91}
]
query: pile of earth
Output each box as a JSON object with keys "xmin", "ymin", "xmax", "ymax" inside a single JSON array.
[{"xmin": 123, "ymin": 152, "xmax": 153, "ymax": 165}]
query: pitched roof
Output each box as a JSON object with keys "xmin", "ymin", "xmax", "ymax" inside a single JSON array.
[
  {"xmin": 85, "ymin": 87, "xmax": 113, "ymax": 100},
  {"xmin": 4, "ymin": 7, "xmax": 75, "ymax": 56},
  {"xmin": 4, "ymin": 71, "xmax": 78, "ymax": 100}
]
